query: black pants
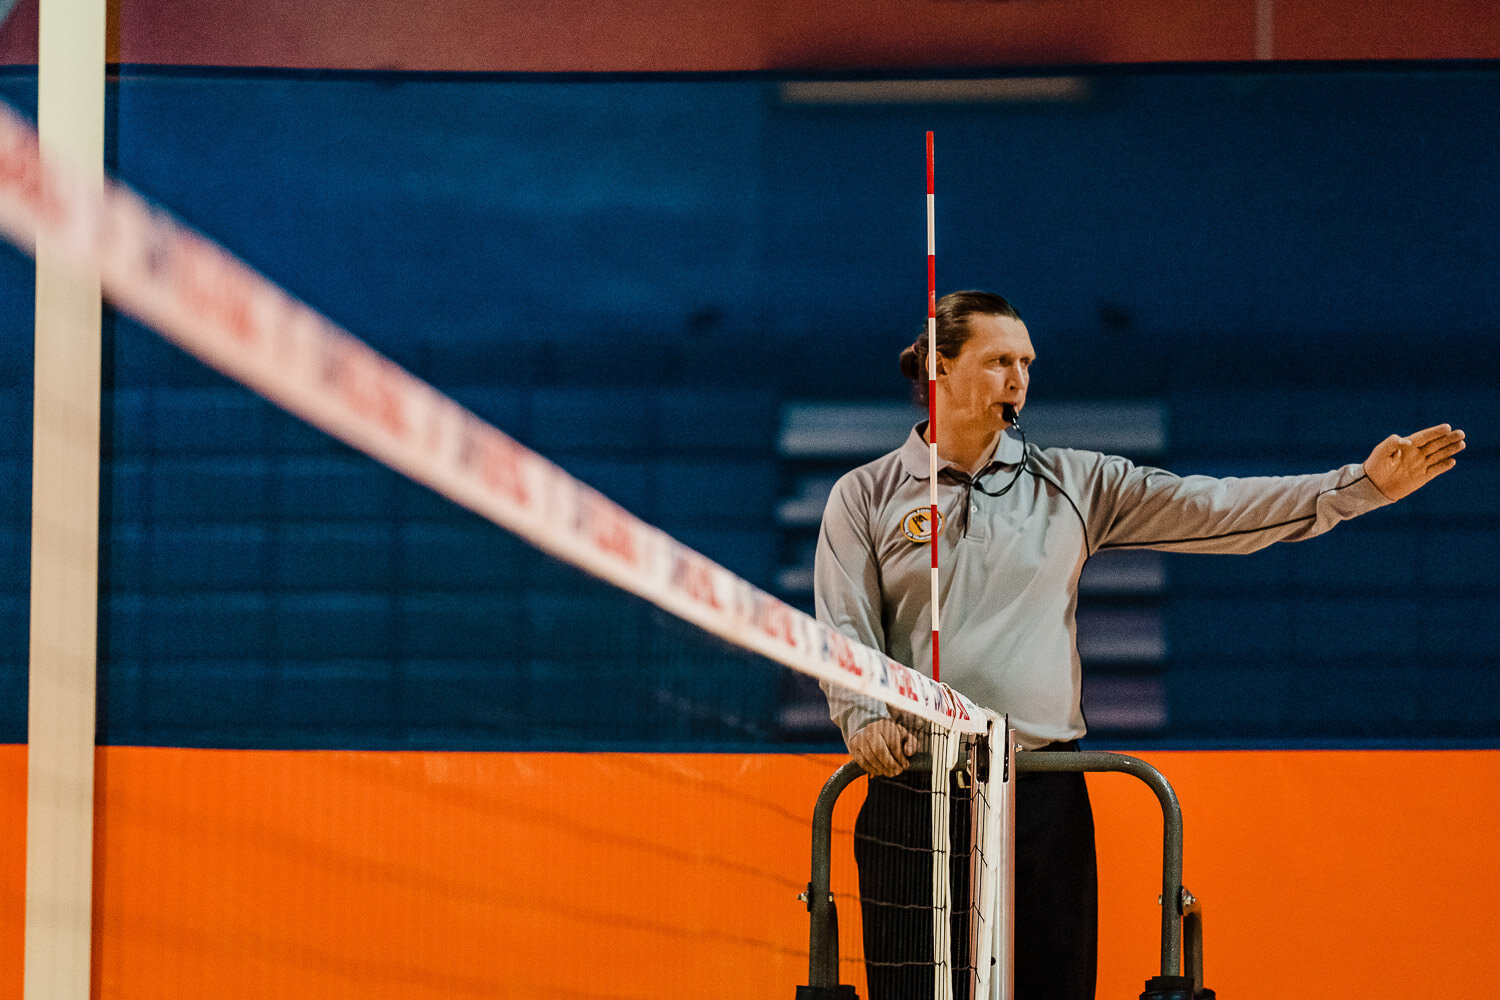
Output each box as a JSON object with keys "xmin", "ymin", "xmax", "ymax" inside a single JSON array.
[
  {"xmin": 854, "ymin": 769, "xmax": 975, "ymax": 999},
  {"xmin": 854, "ymin": 744, "xmax": 1098, "ymax": 1000}
]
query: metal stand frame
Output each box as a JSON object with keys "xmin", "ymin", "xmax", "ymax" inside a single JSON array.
[
  {"xmin": 797, "ymin": 760, "xmax": 866, "ymax": 999},
  {"xmin": 798, "ymin": 748, "xmax": 1213, "ymax": 999}
]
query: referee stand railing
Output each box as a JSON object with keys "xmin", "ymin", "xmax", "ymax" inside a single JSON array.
[{"xmin": 797, "ymin": 748, "xmax": 1214, "ymax": 1000}]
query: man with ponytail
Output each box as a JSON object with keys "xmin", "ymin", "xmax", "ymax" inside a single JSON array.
[{"xmin": 815, "ymin": 290, "xmax": 1465, "ymax": 1000}]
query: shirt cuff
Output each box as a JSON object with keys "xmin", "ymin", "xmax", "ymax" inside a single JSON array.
[{"xmin": 1332, "ymin": 463, "xmax": 1396, "ymax": 513}]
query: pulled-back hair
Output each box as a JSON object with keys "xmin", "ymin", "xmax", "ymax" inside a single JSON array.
[{"xmin": 899, "ymin": 290, "xmax": 1022, "ymax": 406}]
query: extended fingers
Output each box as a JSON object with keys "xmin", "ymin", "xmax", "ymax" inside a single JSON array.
[
  {"xmin": 1424, "ymin": 459, "xmax": 1457, "ymax": 480},
  {"xmin": 1418, "ymin": 428, "xmax": 1465, "ymax": 453},
  {"xmin": 1407, "ymin": 424, "xmax": 1454, "ymax": 447},
  {"xmin": 1391, "ymin": 426, "xmax": 1465, "ymax": 467},
  {"xmin": 1422, "ymin": 434, "xmax": 1466, "ymax": 468},
  {"xmin": 1366, "ymin": 425, "xmax": 1466, "ymax": 501}
]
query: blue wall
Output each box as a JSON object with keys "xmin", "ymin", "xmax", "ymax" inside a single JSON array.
[{"xmin": 1, "ymin": 65, "xmax": 1495, "ymax": 749}]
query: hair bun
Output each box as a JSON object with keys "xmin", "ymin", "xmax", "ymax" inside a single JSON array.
[{"xmin": 898, "ymin": 341, "xmax": 923, "ymax": 381}]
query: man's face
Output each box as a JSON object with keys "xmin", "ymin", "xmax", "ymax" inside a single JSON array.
[{"xmin": 935, "ymin": 313, "xmax": 1034, "ymax": 433}]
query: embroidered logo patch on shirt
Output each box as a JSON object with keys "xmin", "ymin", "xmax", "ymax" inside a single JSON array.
[{"xmin": 900, "ymin": 506, "xmax": 944, "ymax": 543}]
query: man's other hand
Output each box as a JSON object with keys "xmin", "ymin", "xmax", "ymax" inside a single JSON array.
[
  {"xmin": 848, "ymin": 719, "xmax": 919, "ymax": 777},
  {"xmin": 1364, "ymin": 424, "xmax": 1466, "ymax": 501}
]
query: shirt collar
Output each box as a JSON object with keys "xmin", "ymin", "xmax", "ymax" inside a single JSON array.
[{"xmin": 899, "ymin": 421, "xmax": 1025, "ymax": 481}]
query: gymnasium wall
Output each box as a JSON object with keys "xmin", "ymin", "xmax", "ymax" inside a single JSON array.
[
  {"xmin": 1, "ymin": 67, "xmax": 1496, "ymax": 751},
  {"xmin": 1, "ymin": 56, "xmax": 1496, "ymax": 1000}
]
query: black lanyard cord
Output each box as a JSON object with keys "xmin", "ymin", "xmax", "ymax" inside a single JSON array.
[{"xmin": 941, "ymin": 421, "xmax": 1028, "ymax": 536}]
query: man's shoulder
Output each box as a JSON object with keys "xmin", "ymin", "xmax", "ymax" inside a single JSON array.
[
  {"xmin": 1027, "ymin": 443, "xmax": 1119, "ymax": 480},
  {"xmin": 831, "ymin": 446, "xmax": 910, "ymax": 502}
]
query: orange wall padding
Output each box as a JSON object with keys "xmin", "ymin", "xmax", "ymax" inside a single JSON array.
[
  {"xmin": 2, "ymin": 745, "xmax": 1498, "ymax": 999},
  {"xmin": 84, "ymin": 748, "xmax": 845, "ymax": 1000},
  {"xmin": 0, "ymin": 745, "xmax": 23, "ymax": 1000},
  {"xmin": 1091, "ymin": 750, "xmax": 1500, "ymax": 999},
  {"xmin": 3, "ymin": 0, "xmax": 1500, "ymax": 69}
]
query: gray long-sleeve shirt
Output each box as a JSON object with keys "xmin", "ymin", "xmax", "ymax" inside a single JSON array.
[{"xmin": 814, "ymin": 424, "xmax": 1392, "ymax": 749}]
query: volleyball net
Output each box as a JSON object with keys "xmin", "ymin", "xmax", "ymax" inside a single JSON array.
[{"xmin": 1, "ymin": 99, "xmax": 1011, "ymax": 999}]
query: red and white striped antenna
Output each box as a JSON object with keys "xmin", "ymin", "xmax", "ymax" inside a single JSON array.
[{"xmin": 926, "ymin": 131, "xmax": 940, "ymax": 683}]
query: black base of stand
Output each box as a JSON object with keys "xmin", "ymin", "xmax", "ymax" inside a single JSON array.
[
  {"xmin": 1141, "ymin": 974, "xmax": 1216, "ymax": 1000},
  {"xmin": 795, "ymin": 987, "xmax": 857, "ymax": 1000}
]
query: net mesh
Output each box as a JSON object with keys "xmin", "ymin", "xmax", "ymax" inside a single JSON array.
[
  {"xmin": 843, "ymin": 727, "xmax": 1001, "ymax": 1000},
  {"xmin": 0, "ymin": 98, "xmax": 1008, "ymax": 999}
]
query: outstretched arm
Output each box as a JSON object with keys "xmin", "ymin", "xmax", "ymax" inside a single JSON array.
[
  {"xmin": 1363, "ymin": 424, "xmax": 1466, "ymax": 501},
  {"xmin": 1082, "ymin": 418, "xmax": 1464, "ymax": 554}
]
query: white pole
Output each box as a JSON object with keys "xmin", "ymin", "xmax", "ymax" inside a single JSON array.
[
  {"xmin": 25, "ymin": 0, "xmax": 106, "ymax": 996},
  {"xmin": 1256, "ymin": 0, "xmax": 1275, "ymax": 61}
]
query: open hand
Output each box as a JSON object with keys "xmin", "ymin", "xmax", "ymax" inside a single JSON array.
[
  {"xmin": 848, "ymin": 718, "xmax": 919, "ymax": 777},
  {"xmin": 1363, "ymin": 424, "xmax": 1466, "ymax": 501}
]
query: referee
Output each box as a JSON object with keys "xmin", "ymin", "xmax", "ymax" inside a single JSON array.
[{"xmin": 815, "ymin": 290, "xmax": 1465, "ymax": 1000}]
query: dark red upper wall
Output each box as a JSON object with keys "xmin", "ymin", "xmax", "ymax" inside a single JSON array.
[{"xmin": 3, "ymin": 0, "xmax": 1499, "ymax": 70}]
